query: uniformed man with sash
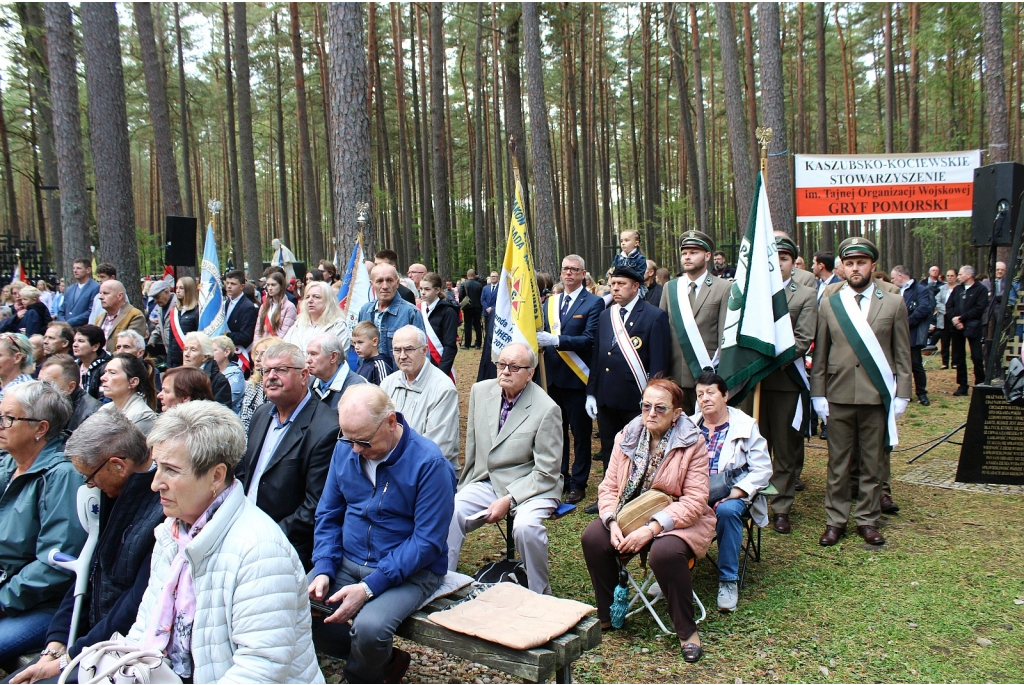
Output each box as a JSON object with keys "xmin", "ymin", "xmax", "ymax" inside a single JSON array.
[
  {"xmin": 536, "ymin": 255, "xmax": 605, "ymax": 504},
  {"xmin": 762, "ymin": 234, "xmax": 817, "ymax": 534},
  {"xmin": 585, "ymin": 266, "xmax": 671, "ymax": 477},
  {"xmin": 811, "ymin": 237, "xmax": 912, "ymax": 547},
  {"xmin": 659, "ymin": 230, "xmax": 731, "ymax": 413}
]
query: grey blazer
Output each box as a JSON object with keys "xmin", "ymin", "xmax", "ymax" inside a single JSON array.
[{"xmin": 459, "ymin": 379, "xmax": 564, "ymax": 504}]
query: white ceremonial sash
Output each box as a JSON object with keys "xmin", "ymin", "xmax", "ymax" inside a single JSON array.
[
  {"xmin": 610, "ymin": 304, "xmax": 648, "ymax": 393},
  {"xmin": 791, "ymin": 362, "xmax": 811, "ymax": 432},
  {"xmin": 837, "ymin": 288, "xmax": 899, "ymax": 446},
  {"xmin": 546, "ymin": 296, "xmax": 589, "ymax": 384},
  {"xmin": 675, "ymin": 278, "xmax": 715, "ymax": 371},
  {"xmin": 420, "ymin": 302, "xmax": 455, "ymax": 382}
]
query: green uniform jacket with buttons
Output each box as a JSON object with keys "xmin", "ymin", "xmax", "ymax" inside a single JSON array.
[
  {"xmin": 658, "ymin": 274, "xmax": 731, "ymax": 389},
  {"xmin": 761, "ymin": 279, "xmax": 818, "ymax": 392},
  {"xmin": 810, "ymin": 284, "xmax": 913, "ymax": 404},
  {"xmin": 0, "ymin": 438, "xmax": 87, "ymax": 614}
]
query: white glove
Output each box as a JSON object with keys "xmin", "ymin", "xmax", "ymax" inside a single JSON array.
[
  {"xmin": 585, "ymin": 396, "xmax": 598, "ymax": 420},
  {"xmin": 535, "ymin": 331, "xmax": 558, "ymax": 348},
  {"xmin": 811, "ymin": 396, "xmax": 829, "ymax": 420},
  {"xmin": 894, "ymin": 397, "xmax": 909, "ymax": 419}
]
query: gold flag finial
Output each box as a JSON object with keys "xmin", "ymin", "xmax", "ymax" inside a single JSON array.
[{"xmin": 755, "ymin": 127, "xmax": 773, "ymax": 176}]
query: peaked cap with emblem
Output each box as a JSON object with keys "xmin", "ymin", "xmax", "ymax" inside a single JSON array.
[
  {"xmin": 679, "ymin": 230, "xmax": 715, "ymax": 253},
  {"xmin": 774, "ymin": 234, "xmax": 799, "ymax": 257},
  {"xmin": 837, "ymin": 236, "xmax": 879, "ymax": 262}
]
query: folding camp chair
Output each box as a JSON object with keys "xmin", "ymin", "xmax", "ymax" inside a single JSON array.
[
  {"xmin": 705, "ymin": 482, "xmax": 777, "ymax": 590},
  {"xmin": 921, "ymin": 345, "xmax": 941, "ymax": 371},
  {"xmin": 623, "ymin": 554, "xmax": 706, "ymax": 636}
]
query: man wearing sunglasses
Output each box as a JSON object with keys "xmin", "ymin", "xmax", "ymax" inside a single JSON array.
[
  {"xmin": 309, "ymin": 384, "xmax": 456, "ymax": 684},
  {"xmin": 448, "ymin": 343, "xmax": 563, "ymax": 595},
  {"xmin": 237, "ymin": 341, "xmax": 339, "ymax": 569}
]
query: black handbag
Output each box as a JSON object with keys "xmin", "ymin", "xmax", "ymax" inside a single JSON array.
[
  {"xmin": 1004, "ymin": 358, "xmax": 1024, "ymax": 406},
  {"xmin": 473, "ymin": 559, "xmax": 529, "ymax": 587},
  {"xmin": 708, "ymin": 464, "xmax": 749, "ymax": 506}
]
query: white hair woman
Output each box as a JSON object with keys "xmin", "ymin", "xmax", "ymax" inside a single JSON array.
[
  {"xmin": 283, "ymin": 281, "xmax": 349, "ymax": 356},
  {"xmin": 0, "ymin": 381, "xmax": 85, "ymax": 664},
  {"xmin": 181, "ymin": 331, "xmax": 233, "ymax": 409},
  {"xmin": 126, "ymin": 401, "xmax": 324, "ymax": 683},
  {"xmin": 211, "ymin": 335, "xmax": 245, "ymax": 414}
]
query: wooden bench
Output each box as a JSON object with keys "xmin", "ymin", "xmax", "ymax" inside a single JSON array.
[{"xmin": 396, "ymin": 585, "xmax": 602, "ymax": 683}]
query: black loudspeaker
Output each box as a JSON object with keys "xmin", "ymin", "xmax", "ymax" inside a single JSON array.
[
  {"xmin": 971, "ymin": 162, "xmax": 1024, "ymax": 246},
  {"xmin": 165, "ymin": 216, "xmax": 198, "ymax": 267}
]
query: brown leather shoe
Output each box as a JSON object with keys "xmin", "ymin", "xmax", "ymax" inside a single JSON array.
[
  {"xmin": 819, "ymin": 525, "xmax": 846, "ymax": 546},
  {"xmin": 565, "ymin": 488, "xmax": 585, "ymax": 505},
  {"xmin": 794, "ymin": 478, "xmax": 806, "ymax": 492},
  {"xmin": 856, "ymin": 525, "xmax": 885, "ymax": 545},
  {"xmin": 772, "ymin": 513, "xmax": 791, "ymax": 534},
  {"xmin": 382, "ymin": 647, "xmax": 411, "ymax": 683},
  {"xmin": 880, "ymin": 494, "xmax": 900, "ymax": 514}
]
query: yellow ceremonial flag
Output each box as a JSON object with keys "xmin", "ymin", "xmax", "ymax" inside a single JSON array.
[{"xmin": 490, "ymin": 175, "xmax": 543, "ymax": 361}]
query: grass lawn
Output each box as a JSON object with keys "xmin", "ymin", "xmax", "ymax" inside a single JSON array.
[{"xmin": 451, "ymin": 348, "xmax": 1024, "ymax": 683}]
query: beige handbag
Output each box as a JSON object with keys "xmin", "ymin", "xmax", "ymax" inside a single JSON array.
[{"xmin": 615, "ymin": 489, "xmax": 673, "ymax": 536}]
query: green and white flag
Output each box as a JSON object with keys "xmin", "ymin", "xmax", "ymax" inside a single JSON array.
[{"xmin": 718, "ymin": 173, "xmax": 798, "ymax": 402}]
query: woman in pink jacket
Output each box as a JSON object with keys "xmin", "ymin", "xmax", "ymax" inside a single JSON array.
[{"xmin": 581, "ymin": 377, "xmax": 716, "ymax": 663}]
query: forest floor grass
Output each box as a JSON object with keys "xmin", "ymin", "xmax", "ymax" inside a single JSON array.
[{"xmin": 441, "ymin": 348, "xmax": 1024, "ymax": 683}]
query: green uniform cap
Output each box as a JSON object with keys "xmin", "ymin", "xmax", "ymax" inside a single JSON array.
[
  {"xmin": 837, "ymin": 236, "xmax": 879, "ymax": 262},
  {"xmin": 679, "ymin": 230, "xmax": 715, "ymax": 253}
]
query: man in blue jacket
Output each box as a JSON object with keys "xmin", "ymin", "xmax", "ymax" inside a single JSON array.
[
  {"xmin": 357, "ymin": 264, "xmax": 425, "ymax": 364},
  {"xmin": 891, "ymin": 265, "xmax": 935, "ymax": 406},
  {"xmin": 57, "ymin": 258, "xmax": 100, "ymax": 327},
  {"xmin": 308, "ymin": 384, "xmax": 456, "ymax": 684}
]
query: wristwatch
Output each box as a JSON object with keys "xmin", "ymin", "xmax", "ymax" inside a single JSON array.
[
  {"xmin": 40, "ymin": 648, "xmax": 62, "ymax": 661},
  {"xmin": 59, "ymin": 653, "xmax": 70, "ymax": 670},
  {"xmin": 359, "ymin": 581, "xmax": 374, "ymax": 601}
]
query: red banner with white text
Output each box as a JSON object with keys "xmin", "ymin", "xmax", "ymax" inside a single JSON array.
[{"xmin": 794, "ymin": 151, "xmax": 982, "ymax": 222}]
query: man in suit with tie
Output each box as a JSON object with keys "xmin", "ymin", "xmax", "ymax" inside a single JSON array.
[
  {"xmin": 947, "ymin": 264, "xmax": 989, "ymax": 395},
  {"xmin": 587, "ymin": 266, "xmax": 671, "ymax": 477},
  {"xmin": 239, "ymin": 340, "xmax": 339, "ymax": 569},
  {"xmin": 535, "ymin": 255, "xmax": 604, "ymax": 504},
  {"xmin": 58, "ymin": 258, "xmax": 100, "ymax": 327},
  {"xmin": 480, "ymin": 271, "xmax": 500, "ymax": 323},
  {"xmin": 812, "ymin": 237, "xmax": 912, "ymax": 547},
  {"xmin": 762, "ymin": 236, "xmax": 817, "ymax": 534},
  {"xmin": 306, "ymin": 333, "xmax": 366, "ymax": 410},
  {"xmin": 448, "ymin": 342, "xmax": 563, "ymax": 594},
  {"xmin": 658, "ymin": 231, "xmax": 730, "ymax": 413},
  {"xmin": 812, "ymin": 250, "xmax": 842, "ymax": 305},
  {"xmin": 222, "ymin": 269, "xmax": 257, "ymax": 352}
]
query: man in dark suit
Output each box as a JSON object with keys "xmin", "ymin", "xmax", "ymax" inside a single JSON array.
[
  {"xmin": 643, "ymin": 260, "xmax": 663, "ymax": 305},
  {"xmin": 536, "ymin": 254, "xmax": 604, "ymax": 504},
  {"xmin": 480, "ymin": 271, "xmax": 500, "ymax": 324},
  {"xmin": 812, "ymin": 250, "xmax": 842, "ymax": 305},
  {"xmin": 586, "ymin": 266, "xmax": 671, "ymax": 478},
  {"xmin": 459, "ymin": 269, "xmax": 484, "ymax": 349},
  {"xmin": 58, "ymin": 258, "xmax": 100, "ymax": 327},
  {"xmin": 891, "ymin": 265, "xmax": 935, "ymax": 405},
  {"xmin": 947, "ymin": 265, "xmax": 988, "ymax": 395},
  {"xmin": 222, "ymin": 269, "xmax": 257, "ymax": 351},
  {"xmin": 239, "ymin": 340, "xmax": 339, "ymax": 569},
  {"xmin": 306, "ymin": 333, "xmax": 366, "ymax": 410}
]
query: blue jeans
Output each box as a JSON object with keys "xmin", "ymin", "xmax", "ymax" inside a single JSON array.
[
  {"xmin": 0, "ymin": 609, "xmax": 55, "ymax": 665},
  {"xmin": 715, "ymin": 498, "xmax": 748, "ymax": 582}
]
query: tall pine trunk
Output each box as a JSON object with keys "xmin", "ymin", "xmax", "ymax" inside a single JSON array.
[
  {"xmin": 0, "ymin": 80, "xmax": 20, "ymax": 239},
  {"xmin": 758, "ymin": 3, "xmax": 795, "ymax": 235},
  {"xmin": 688, "ymin": 4, "xmax": 710, "ymax": 236},
  {"xmin": 521, "ymin": 2, "xmax": 558, "ymax": 274},
  {"xmin": 428, "ymin": 4, "xmax": 452, "ymax": 278},
  {"xmin": 502, "ymin": 8, "xmax": 529, "ymax": 227},
  {"xmin": 667, "ymin": 5, "xmax": 701, "ymax": 241},
  {"xmin": 291, "ymin": 4, "xmax": 323, "ymax": 263},
  {"xmin": 42, "ymin": 3, "xmax": 86, "ymax": 277},
  {"xmin": 981, "ymin": 3, "xmax": 1009, "ymax": 163},
  {"xmin": 327, "ymin": 3, "xmax": 373, "ymax": 255},
  {"xmin": 221, "ymin": 5, "xmax": 244, "ymax": 268},
  {"xmin": 134, "ymin": 3, "xmax": 184, "ymax": 219},
  {"xmin": 173, "ymin": 4, "xmax": 193, "ymax": 218},
  {"xmin": 472, "ymin": 3, "xmax": 487, "ymax": 274},
  {"xmin": 271, "ymin": 12, "xmax": 289, "ymax": 249},
  {"xmin": 715, "ymin": 2, "xmax": 755, "ymax": 230},
  {"xmin": 233, "ymin": 4, "xmax": 264, "ymax": 274},
  {"xmin": 81, "ymin": 2, "xmax": 141, "ymax": 293},
  {"xmin": 389, "ymin": 4, "xmax": 416, "ymax": 262},
  {"xmin": 815, "ymin": 2, "xmax": 832, "ymax": 251}
]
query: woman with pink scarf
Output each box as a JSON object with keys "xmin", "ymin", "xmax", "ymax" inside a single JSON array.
[{"xmin": 125, "ymin": 401, "xmax": 323, "ymax": 684}]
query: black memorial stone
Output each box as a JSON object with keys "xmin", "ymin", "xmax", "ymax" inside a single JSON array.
[{"xmin": 956, "ymin": 385, "xmax": 1024, "ymax": 485}]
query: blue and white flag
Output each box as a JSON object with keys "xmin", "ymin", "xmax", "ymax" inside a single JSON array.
[
  {"xmin": 337, "ymin": 237, "xmax": 374, "ymax": 370},
  {"xmin": 197, "ymin": 224, "xmax": 226, "ymax": 337}
]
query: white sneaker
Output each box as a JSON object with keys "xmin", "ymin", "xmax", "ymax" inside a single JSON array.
[
  {"xmin": 717, "ymin": 581, "xmax": 738, "ymax": 612},
  {"xmin": 646, "ymin": 582, "xmax": 662, "ymax": 598}
]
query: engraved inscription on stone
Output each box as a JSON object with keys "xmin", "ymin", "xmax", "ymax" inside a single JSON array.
[{"xmin": 957, "ymin": 387, "xmax": 1024, "ymax": 485}]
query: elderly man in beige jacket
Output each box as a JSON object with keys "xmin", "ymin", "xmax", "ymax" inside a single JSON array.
[{"xmin": 447, "ymin": 342, "xmax": 563, "ymax": 594}]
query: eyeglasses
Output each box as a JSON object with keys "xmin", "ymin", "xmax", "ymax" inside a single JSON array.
[
  {"xmin": 262, "ymin": 365, "xmax": 304, "ymax": 377},
  {"xmin": 496, "ymin": 362, "xmax": 531, "ymax": 374},
  {"xmin": 561, "ymin": 266, "xmax": 582, "ymax": 274},
  {"xmin": 0, "ymin": 414, "xmax": 42, "ymax": 429},
  {"xmin": 338, "ymin": 414, "xmax": 390, "ymax": 449},
  {"xmin": 84, "ymin": 457, "xmax": 114, "ymax": 486},
  {"xmin": 639, "ymin": 402, "xmax": 670, "ymax": 416},
  {"xmin": 392, "ymin": 346, "xmax": 423, "ymax": 357}
]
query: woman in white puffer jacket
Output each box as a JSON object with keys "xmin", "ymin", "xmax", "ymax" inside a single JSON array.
[{"xmin": 125, "ymin": 400, "xmax": 324, "ymax": 684}]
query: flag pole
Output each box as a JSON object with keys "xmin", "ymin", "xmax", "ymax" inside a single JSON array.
[
  {"xmin": 510, "ymin": 136, "xmax": 547, "ymax": 391},
  {"xmin": 752, "ymin": 126, "xmax": 774, "ymax": 421}
]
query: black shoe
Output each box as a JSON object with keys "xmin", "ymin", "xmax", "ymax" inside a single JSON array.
[
  {"xmin": 820, "ymin": 426, "xmax": 828, "ymax": 441},
  {"xmin": 461, "ymin": 345, "xmax": 471, "ymax": 350},
  {"xmin": 794, "ymin": 478, "xmax": 806, "ymax": 492},
  {"xmin": 918, "ymin": 394, "xmax": 930, "ymax": 406},
  {"xmin": 565, "ymin": 488, "xmax": 586, "ymax": 504},
  {"xmin": 953, "ymin": 386, "xmax": 968, "ymax": 396},
  {"xmin": 584, "ymin": 502, "xmax": 599, "ymax": 515}
]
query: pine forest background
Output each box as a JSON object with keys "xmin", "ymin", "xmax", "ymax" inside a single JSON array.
[{"xmin": 1, "ymin": 2, "xmax": 1023, "ymax": 289}]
